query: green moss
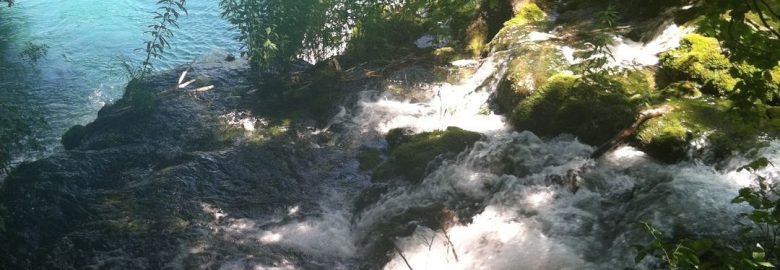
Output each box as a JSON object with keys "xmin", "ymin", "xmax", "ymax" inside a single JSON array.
[
  {"xmin": 465, "ymin": 18, "xmax": 489, "ymax": 58},
  {"xmin": 660, "ymin": 34, "xmax": 737, "ymax": 96},
  {"xmin": 503, "ymin": 3, "xmax": 546, "ymax": 27},
  {"xmin": 663, "ymin": 81, "xmax": 702, "ymax": 99},
  {"xmin": 385, "ymin": 128, "xmax": 414, "ymax": 151},
  {"xmin": 495, "ymin": 43, "xmax": 565, "ymax": 113},
  {"xmin": 372, "ymin": 127, "xmax": 482, "ymax": 183},
  {"xmin": 637, "ymin": 98, "xmax": 772, "ymax": 163},
  {"xmin": 768, "ymin": 107, "xmax": 780, "ymax": 119},
  {"xmin": 432, "ymin": 47, "xmax": 458, "ymax": 64},
  {"xmin": 637, "ymin": 110, "xmax": 690, "ymax": 163},
  {"xmin": 511, "ymin": 73, "xmax": 638, "ymax": 145},
  {"xmin": 358, "ymin": 148, "xmax": 383, "ymax": 171},
  {"xmin": 489, "ymin": 3, "xmax": 549, "ymax": 52}
]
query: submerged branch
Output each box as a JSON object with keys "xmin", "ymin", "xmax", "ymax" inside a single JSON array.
[
  {"xmin": 436, "ymin": 217, "xmax": 459, "ymax": 262},
  {"xmin": 393, "ymin": 242, "xmax": 415, "ymax": 270}
]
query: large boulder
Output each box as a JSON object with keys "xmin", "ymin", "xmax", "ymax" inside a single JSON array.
[
  {"xmin": 510, "ymin": 73, "xmax": 642, "ymax": 145},
  {"xmin": 659, "ymin": 34, "xmax": 737, "ymax": 96},
  {"xmin": 636, "ymin": 98, "xmax": 779, "ymax": 163},
  {"xmin": 372, "ymin": 127, "xmax": 483, "ymax": 183}
]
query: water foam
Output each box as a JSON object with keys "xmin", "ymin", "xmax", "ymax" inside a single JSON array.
[
  {"xmin": 355, "ymin": 132, "xmax": 777, "ymax": 269},
  {"xmin": 352, "ymin": 57, "xmax": 509, "ymax": 135}
]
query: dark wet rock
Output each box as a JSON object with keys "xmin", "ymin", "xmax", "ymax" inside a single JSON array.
[
  {"xmin": 0, "ymin": 63, "xmax": 366, "ymax": 269},
  {"xmin": 61, "ymin": 124, "xmax": 86, "ymax": 150}
]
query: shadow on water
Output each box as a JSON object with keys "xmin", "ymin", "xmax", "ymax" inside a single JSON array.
[{"xmin": 0, "ymin": 7, "xmax": 49, "ymax": 172}]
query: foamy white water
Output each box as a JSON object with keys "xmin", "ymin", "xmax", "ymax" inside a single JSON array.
[
  {"xmin": 362, "ymin": 132, "xmax": 773, "ymax": 269},
  {"xmin": 352, "ymin": 57, "xmax": 509, "ymax": 135},
  {"xmin": 560, "ymin": 24, "xmax": 693, "ymax": 69},
  {"xmin": 183, "ymin": 21, "xmax": 773, "ymax": 270}
]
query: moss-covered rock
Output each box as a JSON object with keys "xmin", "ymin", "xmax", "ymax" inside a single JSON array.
[
  {"xmin": 466, "ymin": 1, "xmax": 544, "ymax": 57},
  {"xmin": 637, "ymin": 98, "xmax": 775, "ymax": 163},
  {"xmin": 511, "ymin": 73, "xmax": 640, "ymax": 145},
  {"xmin": 495, "ymin": 43, "xmax": 566, "ymax": 113},
  {"xmin": 504, "ymin": 2, "xmax": 546, "ymax": 27},
  {"xmin": 637, "ymin": 109, "xmax": 690, "ymax": 163},
  {"xmin": 372, "ymin": 127, "xmax": 482, "ymax": 183},
  {"xmin": 659, "ymin": 34, "xmax": 737, "ymax": 96},
  {"xmin": 385, "ymin": 128, "xmax": 415, "ymax": 151},
  {"xmin": 357, "ymin": 148, "xmax": 383, "ymax": 171},
  {"xmin": 432, "ymin": 47, "xmax": 458, "ymax": 64},
  {"xmin": 489, "ymin": 3, "xmax": 550, "ymax": 52}
]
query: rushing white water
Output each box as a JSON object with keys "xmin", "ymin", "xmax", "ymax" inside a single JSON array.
[
  {"xmin": 605, "ymin": 24, "xmax": 694, "ymax": 68},
  {"xmin": 351, "ymin": 57, "xmax": 509, "ymax": 135},
  {"xmin": 363, "ymin": 132, "xmax": 773, "ymax": 269},
  {"xmin": 340, "ymin": 23, "xmax": 774, "ymax": 269},
  {"xmin": 560, "ymin": 24, "xmax": 693, "ymax": 69},
  {"xmin": 173, "ymin": 20, "xmax": 769, "ymax": 270}
]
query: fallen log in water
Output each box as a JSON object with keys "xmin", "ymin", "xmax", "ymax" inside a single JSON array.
[{"xmin": 591, "ymin": 105, "xmax": 675, "ymax": 159}]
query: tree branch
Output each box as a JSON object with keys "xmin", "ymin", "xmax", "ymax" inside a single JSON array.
[{"xmin": 591, "ymin": 105, "xmax": 675, "ymax": 159}]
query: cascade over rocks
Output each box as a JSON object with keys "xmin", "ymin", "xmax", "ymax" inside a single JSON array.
[{"xmin": 3, "ymin": 0, "xmax": 780, "ymax": 268}]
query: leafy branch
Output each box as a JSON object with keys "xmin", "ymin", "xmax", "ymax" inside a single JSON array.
[{"xmin": 140, "ymin": 0, "xmax": 188, "ymax": 76}]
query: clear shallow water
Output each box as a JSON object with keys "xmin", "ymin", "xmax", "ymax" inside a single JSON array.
[{"xmin": 0, "ymin": 0, "xmax": 240, "ymax": 162}]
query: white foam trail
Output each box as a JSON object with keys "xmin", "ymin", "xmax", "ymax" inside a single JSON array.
[
  {"xmin": 352, "ymin": 57, "xmax": 509, "ymax": 134},
  {"xmin": 605, "ymin": 24, "xmax": 693, "ymax": 68},
  {"xmin": 359, "ymin": 132, "xmax": 778, "ymax": 269},
  {"xmin": 563, "ymin": 24, "xmax": 693, "ymax": 69}
]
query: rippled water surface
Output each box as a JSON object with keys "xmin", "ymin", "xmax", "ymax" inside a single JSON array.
[{"xmin": 0, "ymin": 0, "xmax": 240, "ymax": 159}]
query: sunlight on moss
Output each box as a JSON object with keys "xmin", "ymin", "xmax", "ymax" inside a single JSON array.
[
  {"xmin": 660, "ymin": 34, "xmax": 737, "ymax": 95},
  {"xmin": 503, "ymin": 3, "xmax": 546, "ymax": 28}
]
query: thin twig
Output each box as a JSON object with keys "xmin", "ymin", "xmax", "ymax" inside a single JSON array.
[
  {"xmin": 758, "ymin": 0, "xmax": 780, "ymax": 20},
  {"xmin": 751, "ymin": 0, "xmax": 780, "ymax": 39},
  {"xmin": 436, "ymin": 218, "xmax": 459, "ymax": 262},
  {"xmin": 393, "ymin": 242, "xmax": 415, "ymax": 270}
]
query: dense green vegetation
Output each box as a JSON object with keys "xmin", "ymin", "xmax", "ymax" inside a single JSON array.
[{"xmin": 219, "ymin": 0, "xmax": 497, "ymax": 72}]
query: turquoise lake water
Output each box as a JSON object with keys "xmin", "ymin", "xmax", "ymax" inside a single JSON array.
[{"xmin": 0, "ymin": 0, "xmax": 241, "ymax": 162}]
